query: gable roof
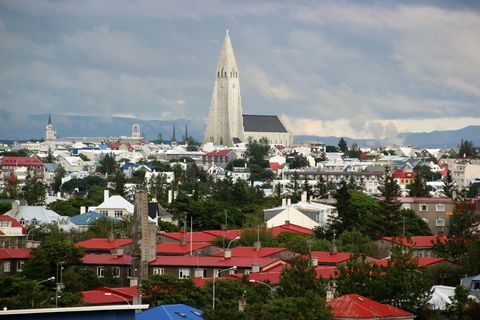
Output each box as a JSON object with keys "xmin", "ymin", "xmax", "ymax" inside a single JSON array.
[
  {"xmin": 372, "ymin": 257, "xmax": 456, "ymax": 268},
  {"xmin": 75, "ymin": 238, "xmax": 133, "ymax": 250},
  {"xmin": 329, "ymin": 294, "xmax": 413, "ymax": 319},
  {"xmin": 149, "ymin": 255, "xmax": 285, "ymax": 270},
  {"xmin": 1, "ymin": 157, "xmax": 43, "ymax": 166},
  {"xmin": 4, "ymin": 206, "xmax": 76, "ymax": 231},
  {"xmin": 213, "ymin": 246, "xmax": 290, "ymax": 258},
  {"xmin": 204, "ymin": 150, "xmax": 231, "ymax": 157},
  {"xmin": 379, "ymin": 235, "xmax": 447, "ymax": 248},
  {"xmin": 156, "ymin": 242, "xmax": 214, "ymax": 255},
  {"xmin": 270, "ymin": 224, "xmax": 314, "ymax": 236},
  {"xmin": 159, "ymin": 231, "xmax": 218, "ymax": 243},
  {"xmin": 243, "ymin": 115, "xmax": 288, "ymax": 133},
  {"xmin": 82, "ymin": 286, "xmax": 138, "ymax": 305},
  {"xmin": 70, "ymin": 212, "xmax": 120, "ymax": 226},
  {"xmin": 0, "ymin": 215, "xmax": 26, "ymax": 232},
  {"xmin": 0, "ymin": 248, "xmax": 31, "ymax": 260},
  {"xmin": 310, "ymin": 251, "xmax": 352, "ymax": 264},
  {"xmin": 136, "ymin": 304, "xmax": 204, "ymax": 320},
  {"xmin": 81, "ymin": 253, "xmax": 132, "ymax": 265},
  {"xmin": 97, "ymin": 196, "xmax": 134, "ymax": 212}
]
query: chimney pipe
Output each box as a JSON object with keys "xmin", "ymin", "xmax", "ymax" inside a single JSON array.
[
  {"xmin": 287, "ymin": 198, "xmax": 291, "ymax": 206},
  {"xmin": 104, "ymin": 190, "xmax": 110, "ymax": 202},
  {"xmin": 80, "ymin": 206, "xmax": 86, "ymax": 214},
  {"xmin": 251, "ymin": 263, "xmax": 260, "ymax": 273},
  {"xmin": 11, "ymin": 200, "xmax": 20, "ymax": 216},
  {"xmin": 301, "ymin": 191, "xmax": 307, "ymax": 202},
  {"xmin": 253, "ymin": 240, "xmax": 261, "ymax": 251},
  {"xmin": 282, "ymin": 198, "xmax": 286, "ymax": 207},
  {"xmin": 224, "ymin": 248, "xmax": 232, "ymax": 259},
  {"xmin": 168, "ymin": 190, "xmax": 173, "ymax": 204},
  {"xmin": 311, "ymin": 256, "xmax": 318, "ymax": 267}
]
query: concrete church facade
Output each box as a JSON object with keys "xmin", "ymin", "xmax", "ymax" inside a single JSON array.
[{"xmin": 204, "ymin": 32, "xmax": 293, "ymax": 147}]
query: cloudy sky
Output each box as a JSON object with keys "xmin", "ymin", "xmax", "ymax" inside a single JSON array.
[{"xmin": 1, "ymin": 0, "xmax": 479, "ymax": 139}]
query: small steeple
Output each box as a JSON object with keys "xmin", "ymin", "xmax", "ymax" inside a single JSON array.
[
  {"xmin": 184, "ymin": 122, "xmax": 188, "ymax": 143},
  {"xmin": 48, "ymin": 114, "xmax": 52, "ymax": 125},
  {"xmin": 171, "ymin": 123, "xmax": 177, "ymax": 146}
]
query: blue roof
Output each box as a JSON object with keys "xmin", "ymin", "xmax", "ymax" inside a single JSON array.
[
  {"xmin": 136, "ymin": 304, "xmax": 204, "ymax": 320},
  {"xmin": 70, "ymin": 211, "xmax": 120, "ymax": 225},
  {"xmin": 122, "ymin": 163, "xmax": 152, "ymax": 170},
  {"xmin": 44, "ymin": 163, "xmax": 59, "ymax": 173}
]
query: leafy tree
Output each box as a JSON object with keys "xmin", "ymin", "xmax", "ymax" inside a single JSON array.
[
  {"xmin": 62, "ymin": 265, "xmax": 99, "ymax": 293},
  {"xmin": 245, "ymin": 138, "xmax": 270, "ymax": 167},
  {"xmin": 23, "ymin": 225, "xmax": 85, "ymax": 281},
  {"xmin": 325, "ymin": 145, "xmax": 338, "ymax": 152},
  {"xmin": 78, "ymin": 153, "xmax": 90, "ymax": 161},
  {"xmin": 226, "ymin": 159, "xmax": 246, "ymax": 171},
  {"xmin": 414, "ymin": 165, "xmax": 442, "ymax": 182},
  {"xmin": 5, "ymin": 174, "xmax": 19, "ymax": 199},
  {"xmin": 337, "ymin": 229, "xmax": 374, "ymax": 255},
  {"xmin": 400, "ymin": 209, "xmax": 432, "ymax": 236},
  {"xmin": 20, "ymin": 176, "xmax": 46, "ymax": 205},
  {"xmin": 446, "ymin": 285, "xmax": 472, "ymax": 320},
  {"xmin": 185, "ymin": 136, "xmax": 201, "ymax": 151},
  {"xmin": 286, "ymin": 154, "xmax": 309, "ymax": 169},
  {"xmin": 458, "ymin": 139, "xmax": 475, "ymax": 158},
  {"xmin": 338, "ymin": 137, "xmax": 348, "ymax": 153},
  {"xmin": 278, "ymin": 256, "xmax": 323, "ymax": 297},
  {"xmin": 467, "ymin": 182, "xmax": 480, "ymax": 198},
  {"xmin": 142, "ymin": 274, "xmax": 208, "ymax": 308},
  {"xmin": 346, "ymin": 142, "xmax": 361, "ymax": 159},
  {"xmin": 0, "ymin": 276, "xmax": 45, "ymax": 309},
  {"xmin": 61, "ymin": 176, "xmax": 107, "ymax": 193},
  {"xmin": 443, "ymin": 170, "xmax": 456, "ymax": 198}
]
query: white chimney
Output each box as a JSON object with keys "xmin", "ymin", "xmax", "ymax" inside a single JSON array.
[
  {"xmin": 11, "ymin": 200, "xmax": 20, "ymax": 216},
  {"xmin": 287, "ymin": 198, "xmax": 291, "ymax": 206},
  {"xmin": 104, "ymin": 190, "xmax": 110, "ymax": 202},
  {"xmin": 224, "ymin": 248, "xmax": 232, "ymax": 259},
  {"xmin": 311, "ymin": 256, "xmax": 318, "ymax": 267},
  {"xmin": 282, "ymin": 198, "xmax": 286, "ymax": 207},
  {"xmin": 57, "ymin": 191, "xmax": 61, "ymax": 198},
  {"xmin": 168, "ymin": 190, "xmax": 173, "ymax": 204},
  {"xmin": 253, "ymin": 241, "xmax": 261, "ymax": 251},
  {"xmin": 80, "ymin": 206, "xmax": 86, "ymax": 214},
  {"xmin": 251, "ymin": 263, "xmax": 260, "ymax": 273},
  {"xmin": 301, "ymin": 191, "xmax": 307, "ymax": 202},
  {"xmin": 173, "ymin": 191, "xmax": 178, "ymax": 200}
]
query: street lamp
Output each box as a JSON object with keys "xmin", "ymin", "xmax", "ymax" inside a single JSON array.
[
  {"xmin": 249, "ymin": 279, "xmax": 274, "ymax": 296},
  {"xmin": 26, "ymin": 225, "xmax": 40, "ymax": 241},
  {"xmin": 104, "ymin": 292, "xmax": 131, "ymax": 305},
  {"xmin": 31, "ymin": 276, "xmax": 55, "ymax": 308},
  {"xmin": 227, "ymin": 236, "xmax": 240, "ymax": 249},
  {"xmin": 212, "ymin": 266, "xmax": 237, "ymax": 310}
]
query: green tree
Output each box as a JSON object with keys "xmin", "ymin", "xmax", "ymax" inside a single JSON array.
[
  {"xmin": 376, "ymin": 173, "xmax": 403, "ymax": 237},
  {"xmin": 446, "ymin": 286, "xmax": 472, "ymax": 320},
  {"xmin": 400, "ymin": 209, "xmax": 432, "ymax": 236},
  {"xmin": 443, "ymin": 170, "xmax": 456, "ymax": 198},
  {"xmin": 52, "ymin": 165, "xmax": 66, "ymax": 193},
  {"xmin": 338, "ymin": 137, "xmax": 348, "ymax": 153},
  {"xmin": 286, "ymin": 154, "xmax": 309, "ymax": 169},
  {"xmin": 278, "ymin": 256, "xmax": 323, "ymax": 297},
  {"xmin": 62, "ymin": 265, "xmax": 100, "ymax": 293},
  {"xmin": 245, "ymin": 138, "xmax": 270, "ymax": 167},
  {"xmin": 99, "ymin": 153, "xmax": 117, "ymax": 175},
  {"xmin": 114, "ymin": 171, "xmax": 126, "ymax": 196},
  {"xmin": 20, "ymin": 176, "xmax": 46, "ymax": 205},
  {"xmin": 407, "ymin": 173, "xmax": 430, "ymax": 197}
]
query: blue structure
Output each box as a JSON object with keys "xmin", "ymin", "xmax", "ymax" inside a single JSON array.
[
  {"xmin": 136, "ymin": 304, "xmax": 204, "ymax": 320},
  {"xmin": 70, "ymin": 211, "xmax": 121, "ymax": 227}
]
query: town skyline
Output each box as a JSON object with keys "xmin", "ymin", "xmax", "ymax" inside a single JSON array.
[{"xmin": 1, "ymin": 0, "xmax": 480, "ymax": 140}]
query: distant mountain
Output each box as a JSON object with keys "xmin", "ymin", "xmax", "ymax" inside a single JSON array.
[
  {"xmin": 0, "ymin": 112, "xmax": 206, "ymax": 142},
  {"xmin": 295, "ymin": 125, "xmax": 480, "ymax": 148},
  {"xmin": 0, "ymin": 111, "xmax": 478, "ymax": 148}
]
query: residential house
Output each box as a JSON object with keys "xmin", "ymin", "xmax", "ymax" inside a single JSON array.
[
  {"xmin": 148, "ymin": 202, "xmax": 174, "ymax": 226},
  {"xmin": 213, "ymin": 246, "xmax": 298, "ymax": 261},
  {"xmin": 373, "ymin": 257, "xmax": 460, "ymax": 272},
  {"xmin": 43, "ymin": 163, "xmax": 58, "ymax": 187},
  {"xmin": 156, "ymin": 242, "xmax": 220, "ymax": 256},
  {"xmin": 88, "ymin": 190, "xmax": 134, "ymax": 220},
  {"xmin": 81, "ymin": 253, "xmax": 132, "ymax": 287},
  {"xmin": 202, "ymin": 149, "xmax": 236, "ymax": 167},
  {"xmin": 59, "ymin": 156, "xmax": 90, "ymax": 173},
  {"xmin": 70, "ymin": 211, "xmax": 120, "ymax": 232},
  {"xmin": 374, "ymin": 235, "xmax": 447, "ymax": 258},
  {"xmin": 392, "ymin": 171, "xmax": 416, "ymax": 194},
  {"xmin": 397, "ymin": 197, "xmax": 455, "ymax": 234},
  {"xmin": 1, "ymin": 156, "xmax": 44, "ymax": 183},
  {"xmin": 4, "ymin": 201, "xmax": 77, "ymax": 231},
  {"xmin": 0, "ymin": 215, "xmax": 26, "ymax": 247},
  {"xmin": 0, "ymin": 248, "xmax": 31, "ymax": 276},
  {"xmin": 148, "ymin": 255, "xmax": 286, "ymax": 278},
  {"xmin": 264, "ymin": 201, "xmax": 337, "ymax": 229}
]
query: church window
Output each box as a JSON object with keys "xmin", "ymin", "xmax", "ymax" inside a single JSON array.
[
  {"xmin": 224, "ymin": 71, "xmax": 227, "ymax": 77},
  {"xmin": 217, "ymin": 71, "xmax": 220, "ymax": 78}
]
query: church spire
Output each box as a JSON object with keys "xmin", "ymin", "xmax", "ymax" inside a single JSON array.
[
  {"xmin": 184, "ymin": 122, "xmax": 188, "ymax": 143},
  {"xmin": 172, "ymin": 123, "xmax": 176, "ymax": 142},
  {"xmin": 48, "ymin": 114, "xmax": 52, "ymax": 125}
]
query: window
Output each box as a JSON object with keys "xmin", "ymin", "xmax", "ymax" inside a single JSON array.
[
  {"xmin": 419, "ymin": 203, "xmax": 428, "ymax": 211},
  {"xmin": 244, "ymin": 269, "xmax": 251, "ymax": 275},
  {"xmin": 17, "ymin": 261, "xmax": 24, "ymax": 272},
  {"xmin": 99, "ymin": 210, "xmax": 108, "ymax": 216},
  {"xmin": 3, "ymin": 261, "xmax": 11, "ymax": 273},
  {"xmin": 0, "ymin": 221, "xmax": 10, "ymax": 227},
  {"xmin": 114, "ymin": 210, "xmax": 123, "ymax": 218},
  {"xmin": 179, "ymin": 268, "xmax": 190, "ymax": 279},
  {"xmin": 153, "ymin": 268, "xmax": 164, "ymax": 275},
  {"xmin": 436, "ymin": 203, "xmax": 445, "ymax": 212},
  {"xmin": 19, "ymin": 218, "xmax": 25, "ymax": 226},
  {"xmin": 113, "ymin": 267, "xmax": 120, "ymax": 278},
  {"xmin": 127, "ymin": 267, "xmax": 132, "ymax": 278},
  {"xmin": 97, "ymin": 267, "xmax": 105, "ymax": 278},
  {"xmin": 436, "ymin": 218, "xmax": 446, "ymax": 227},
  {"xmin": 402, "ymin": 203, "xmax": 411, "ymax": 210}
]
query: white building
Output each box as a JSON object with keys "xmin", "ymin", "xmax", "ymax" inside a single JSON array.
[
  {"xmin": 45, "ymin": 114, "xmax": 57, "ymax": 142},
  {"xmin": 88, "ymin": 190, "xmax": 134, "ymax": 219},
  {"xmin": 264, "ymin": 200, "xmax": 337, "ymax": 229}
]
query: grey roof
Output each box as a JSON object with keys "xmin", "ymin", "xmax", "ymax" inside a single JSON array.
[
  {"xmin": 70, "ymin": 211, "xmax": 120, "ymax": 225},
  {"xmin": 243, "ymin": 115, "xmax": 288, "ymax": 133},
  {"xmin": 44, "ymin": 163, "xmax": 59, "ymax": 173}
]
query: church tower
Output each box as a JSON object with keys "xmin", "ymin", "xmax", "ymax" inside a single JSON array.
[
  {"xmin": 45, "ymin": 114, "xmax": 57, "ymax": 142},
  {"xmin": 204, "ymin": 31, "xmax": 244, "ymax": 146}
]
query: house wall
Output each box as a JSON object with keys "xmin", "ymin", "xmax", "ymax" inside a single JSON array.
[
  {"xmin": 243, "ymin": 131, "xmax": 293, "ymax": 147},
  {"xmin": 0, "ymin": 259, "xmax": 27, "ymax": 277},
  {"xmin": 84, "ymin": 264, "xmax": 131, "ymax": 287},
  {"xmin": 401, "ymin": 201, "xmax": 454, "ymax": 234},
  {"xmin": 265, "ymin": 207, "xmax": 319, "ymax": 229}
]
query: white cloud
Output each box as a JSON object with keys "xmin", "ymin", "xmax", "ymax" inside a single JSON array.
[{"xmin": 244, "ymin": 66, "xmax": 298, "ymax": 101}]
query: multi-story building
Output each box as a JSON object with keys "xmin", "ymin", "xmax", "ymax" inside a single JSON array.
[{"xmin": 1, "ymin": 157, "xmax": 44, "ymax": 183}]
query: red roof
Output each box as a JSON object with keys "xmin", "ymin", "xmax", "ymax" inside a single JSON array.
[
  {"xmin": 0, "ymin": 215, "xmax": 27, "ymax": 233},
  {"xmin": 0, "ymin": 248, "xmax": 31, "ymax": 260},
  {"xmin": 394, "ymin": 197, "xmax": 454, "ymax": 204},
  {"xmin": 213, "ymin": 246, "xmax": 290, "ymax": 258},
  {"xmin": 203, "ymin": 229, "xmax": 242, "ymax": 240},
  {"xmin": 311, "ymin": 251, "xmax": 352, "ymax": 265},
  {"xmin": 82, "ymin": 287, "xmax": 138, "ymax": 305},
  {"xmin": 269, "ymin": 162, "xmax": 281, "ymax": 171},
  {"xmin": 1, "ymin": 157, "xmax": 43, "ymax": 166},
  {"xmin": 205, "ymin": 150, "xmax": 231, "ymax": 157},
  {"xmin": 270, "ymin": 224, "xmax": 314, "ymax": 236},
  {"xmin": 373, "ymin": 257, "xmax": 450, "ymax": 268},
  {"xmin": 81, "ymin": 253, "xmax": 132, "ymax": 265},
  {"xmin": 329, "ymin": 294, "xmax": 413, "ymax": 319},
  {"xmin": 75, "ymin": 238, "xmax": 133, "ymax": 250},
  {"xmin": 149, "ymin": 255, "xmax": 285, "ymax": 270},
  {"xmin": 156, "ymin": 242, "xmax": 213, "ymax": 254},
  {"xmin": 379, "ymin": 235, "xmax": 447, "ymax": 248},
  {"xmin": 392, "ymin": 171, "xmax": 417, "ymax": 179},
  {"xmin": 159, "ymin": 231, "xmax": 218, "ymax": 243}
]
